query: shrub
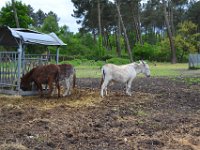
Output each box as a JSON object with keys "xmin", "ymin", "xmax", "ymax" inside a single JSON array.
[
  {"xmin": 133, "ymin": 42, "xmax": 172, "ymax": 62},
  {"xmin": 60, "ymin": 59, "xmax": 105, "ymax": 67},
  {"xmin": 106, "ymin": 57, "xmax": 130, "ymax": 65},
  {"xmin": 60, "ymin": 59, "xmax": 82, "ymax": 66},
  {"xmin": 133, "ymin": 43, "xmax": 155, "ymax": 61}
]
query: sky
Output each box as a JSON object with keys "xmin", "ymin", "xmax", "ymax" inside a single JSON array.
[{"xmin": 0, "ymin": 0, "xmax": 81, "ymax": 33}]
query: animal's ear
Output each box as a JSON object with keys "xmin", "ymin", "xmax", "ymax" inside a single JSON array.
[{"xmin": 141, "ymin": 60, "xmax": 145, "ymax": 65}]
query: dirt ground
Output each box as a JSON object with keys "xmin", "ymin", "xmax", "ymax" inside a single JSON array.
[{"xmin": 0, "ymin": 77, "xmax": 200, "ymax": 150}]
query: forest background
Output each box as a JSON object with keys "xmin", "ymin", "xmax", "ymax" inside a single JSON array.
[{"xmin": 0, "ymin": 0, "xmax": 200, "ymax": 65}]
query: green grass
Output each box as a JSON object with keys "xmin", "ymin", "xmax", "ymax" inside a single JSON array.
[
  {"xmin": 149, "ymin": 63, "xmax": 188, "ymax": 77},
  {"xmin": 75, "ymin": 63, "xmax": 197, "ymax": 78},
  {"xmin": 182, "ymin": 77, "xmax": 200, "ymax": 85},
  {"xmin": 76, "ymin": 66, "xmax": 101, "ymax": 78}
]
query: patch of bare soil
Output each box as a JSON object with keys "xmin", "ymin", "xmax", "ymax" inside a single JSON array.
[{"xmin": 0, "ymin": 77, "xmax": 200, "ymax": 150}]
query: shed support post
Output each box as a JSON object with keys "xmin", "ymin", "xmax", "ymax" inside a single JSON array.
[
  {"xmin": 21, "ymin": 45, "xmax": 25, "ymax": 75},
  {"xmin": 56, "ymin": 47, "xmax": 59, "ymax": 64},
  {"xmin": 17, "ymin": 41, "xmax": 22, "ymax": 92}
]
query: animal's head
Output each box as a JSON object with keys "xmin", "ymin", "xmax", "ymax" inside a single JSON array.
[
  {"xmin": 139, "ymin": 60, "xmax": 150, "ymax": 77},
  {"xmin": 20, "ymin": 75, "xmax": 32, "ymax": 91}
]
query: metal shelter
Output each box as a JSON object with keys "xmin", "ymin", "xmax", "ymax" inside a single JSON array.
[{"xmin": 0, "ymin": 26, "xmax": 66, "ymax": 95}]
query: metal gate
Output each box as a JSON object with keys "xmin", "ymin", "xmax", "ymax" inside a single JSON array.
[
  {"xmin": 0, "ymin": 51, "xmax": 48, "ymax": 95},
  {"xmin": 0, "ymin": 51, "xmax": 18, "ymax": 91}
]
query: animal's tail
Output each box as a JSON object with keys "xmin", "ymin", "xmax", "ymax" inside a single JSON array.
[
  {"xmin": 100, "ymin": 68, "xmax": 105, "ymax": 88},
  {"xmin": 73, "ymin": 68, "xmax": 76, "ymax": 89}
]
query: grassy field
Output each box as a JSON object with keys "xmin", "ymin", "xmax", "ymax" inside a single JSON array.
[{"xmin": 75, "ymin": 63, "xmax": 200, "ymax": 78}]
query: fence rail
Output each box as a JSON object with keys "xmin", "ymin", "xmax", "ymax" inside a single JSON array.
[{"xmin": 0, "ymin": 52, "xmax": 18, "ymax": 89}]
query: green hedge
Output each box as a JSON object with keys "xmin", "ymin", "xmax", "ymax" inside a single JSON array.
[
  {"xmin": 106, "ymin": 58, "xmax": 130, "ymax": 65},
  {"xmin": 60, "ymin": 59, "xmax": 105, "ymax": 67}
]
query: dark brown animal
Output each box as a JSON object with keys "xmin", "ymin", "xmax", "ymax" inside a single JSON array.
[{"xmin": 20, "ymin": 64, "xmax": 61, "ymax": 98}]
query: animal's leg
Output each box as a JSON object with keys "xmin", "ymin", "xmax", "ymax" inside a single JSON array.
[
  {"xmin": 105, "ymin": 86, "xmax": 108, "ymax": 96},
  {"xmin": 50, "ymin": 76, "xmax": 60, "ymax": 98},
  {"xmin": 66, "ymin": 78, "xmax": 71, "ymax": 95},
  {"xmin": 35, "ymin": 82, "xmax": 43, "ymax": 97},
  {"xmin": 51, "ymin": 82, "xmax": 56, "ymax": 96},
  {"xmin": 48, "ymin": 83, "xmax": 53, "ymax": 98},
  {"xmin": 50, "ymin": 79, "xmax": 60, "ymax": 98},
  {"xmin": 125, "ymin": 82, "xmax": 128, "ymax": 95},
  {"xmin": 63, "ymin": 78, "xmax": 70, "ymax": 96},
  {"xmin": 101, "ymin": 79, "xmax": 109, "ymax": 97},
  {"xmin": 126, "ymin": 80, "xmax": 133, "ymax": 96},
  {"xmin": 55, "ymin": 81, "xmax": 60, "ymax": 98}
]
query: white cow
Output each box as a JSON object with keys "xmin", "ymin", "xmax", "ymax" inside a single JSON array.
[{"xmin": 100, "ymin": 60, "xmax": 150, "ymax": 97}]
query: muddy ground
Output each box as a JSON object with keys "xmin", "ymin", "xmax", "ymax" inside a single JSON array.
[{"xmin": 0, "ymin": 77, "xmax": 200, "ymax": 150}]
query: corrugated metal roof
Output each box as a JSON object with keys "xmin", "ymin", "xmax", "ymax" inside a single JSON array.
[{"xmin": 0, "ymin": 26, "xmax": 67, "ymax": 46}]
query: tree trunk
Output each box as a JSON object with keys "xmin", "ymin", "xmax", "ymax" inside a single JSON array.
[
  {"xmin": 169, "ymin": 1, "xmax": 175, "ymax": 36},
  {"xmin": 92, "ymin": 29, "xmax": 96, "ymax": 42},
  {"xmin": 137, "ymin": 8, "xmax": 143, "ymax": 45},
  {"xmin": 162, "ymin": 0, "xmax": 176, "ymax": 63},
  {"xmin": 133, "ymin": 16, "xmax": 140, "ymax": 43},
  {"xmin": 97, "ymin": 0, "xmax": 102, "ymax": 36},
  {"xmin": 12, "ymin": 0, "xmax": 20, "ymax": 28},
  {"xmin": 97, "ymin": 0, "xmax": 104, "ymax": 56},
  {"xmin": 131, "ymin": 1, "xmax": 143, "ymax": 45},
  {"xmin": 116, "ymin": 15, "xmax": 121, "ymax": 57},
  {"xmin": 116, "ymin": 3, "xmax": 133, "ymax": 62}
]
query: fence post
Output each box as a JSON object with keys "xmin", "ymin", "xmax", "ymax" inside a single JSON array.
[
  {"xmin": 21, "ymin": 45, "xmax": 26, "ymax": 75},
  {"xmin": 56, "ymin": 46, "xmax": 59, "ymax": 64},
  {"xmin": 17, "ymin": 41, "xmax": 22, "ymax": 92}
]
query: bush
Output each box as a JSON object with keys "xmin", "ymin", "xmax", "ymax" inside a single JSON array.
[
  {"xmin": 60, "ymin": 59, "xmax": 105, "ymax": 67},
  {"xmin": 133, "ymin": 43, "xmax": 155, "ymax": 61},
  {"xmin": 60, "ymin": 59, "xmax": 82, "ymax": 66},
  {"xmin": 133, "ymin": 42, "xmax": 172, "ymax": 62},
  {"xmin": 106, "ymin": 57, "xmax": 130, "ymax": 65}
]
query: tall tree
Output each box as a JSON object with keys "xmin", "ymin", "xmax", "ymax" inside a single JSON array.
[
  {"xmin": 141, "ymin": 0, "xmax": 164, "ymax": 44},
  {"xmin": 116, "ymin": 13, "xmax": 122, "ymax": 57},
  {"xmin": 97, "ymin": 0, "xmax": 102, "ymax": 36},
  {"xmin": 162, "ymin": 0, "xmax": 176, "ymax": 63},
  {"xmin": 129, "ymin": 0, "xmax": 143, "ymax": 44},
  {"xmin": 175, "ymin": 21, "xmax": 199, "ymax": 61},
  {"xmin": 187, "ymin": 1, "xmax": 200, "ymax": 30},
  {"xmin": 11, "ymin": 0, "xmax": 19, "ymax": 28},
  {"xmin": 34, "ymin": 9, "xmax": 46, "ymax": 27},
  {"xmin": 0, "ymin": 1, "xmax": 32, "ymax": 28},
  {"xmin": 47, "ymin": 11, "xmax": 60, "ymax": 23},
  {"xmin": 116, "ymin": 0, "xmax": 133, "ymax": 62},
  {"xmin": 41, "ymin": 15, "xmax": 59, "ymax": 33}
]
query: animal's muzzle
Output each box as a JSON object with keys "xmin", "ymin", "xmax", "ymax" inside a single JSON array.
[{"xmin": 146, "ymin": 75, "xmax": 150, "ymax": 78}]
